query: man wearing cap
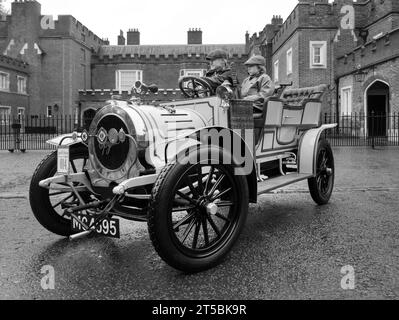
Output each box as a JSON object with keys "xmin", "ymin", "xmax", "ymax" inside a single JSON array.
[
  {"xmin": 241, "ymin": 55, "xmax": 275, "ymax": 109},
  {"xmin": 203, "ymin": 49, "xmax": 234, "ymax": 91}
]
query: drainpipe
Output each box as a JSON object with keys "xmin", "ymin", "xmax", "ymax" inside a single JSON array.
[{"xmin": 335, "ymin": 78, "xmax": 340, "ymax": 132}]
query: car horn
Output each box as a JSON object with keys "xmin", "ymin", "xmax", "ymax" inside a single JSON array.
[{"xmin": 134, "ymin": 81, "xmax": 159, "ymax": 95}]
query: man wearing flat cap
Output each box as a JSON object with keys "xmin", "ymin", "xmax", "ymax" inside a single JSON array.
[{"xmin": 203, "ymin": 49, "xmax": 234, "ymax": 91}]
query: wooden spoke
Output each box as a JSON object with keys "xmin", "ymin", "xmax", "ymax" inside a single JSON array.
[
  {"xmin": 208, "ymin": 174, "xmax": 226, "ymax": 198},
  {"xmin": 192, "ymin": 220, "xmax": 201, "ymax": 249},
  {"xmin": 173, "ymin": 212, "xmax": 196, "ymax": 231},
  {"xmin": 204, "ymin": 166, "xmax": 215, "ymax": 194},
  {"xmin": 215, "ymin": 201, "xmax": 234, "ymax": 208},
  {"xmin": 181, "ymin": 218, "xmax": 197, "ymax": 244},
  {"xmin": 196, "ymin": 166, "xmax": 204, "ymax": 195},
  {"xmin": 202, "ymin": 217, "xmax": 210, "ymax": 246},
  {"xmin": 211, "ymin": 187, "xmax": 232, "ymax": 202},
  {"xmin": 176, "ymin": 191, "xmax": 196, "ymax": 205},
  {"xmin": 215, "ymin": 212, "xmax": 231, "ymax": 223},
  {"xmin": 185, "ymin": 176, "xmax": 199, "ymax": 198},
  {"xmin": 207, "ymin": 215, "xmax": 221, "ymax": 237},
  {"xmin": 172, "ymin": 205, "xmax": 196, "ymax": 213}
]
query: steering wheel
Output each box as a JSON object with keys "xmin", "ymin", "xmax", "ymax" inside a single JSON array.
[{"xmin": 179, "ymin": 76, "xmax": 215, "ymax": 98}]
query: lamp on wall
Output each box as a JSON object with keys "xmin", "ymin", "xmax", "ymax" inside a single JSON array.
[
  {"xmin": 54, "ymin": 104, "xmax": 59, "ymax": 113},
  {"xmin": 354, "ymin": 65, "xmax": 367, "ymax": 82}
]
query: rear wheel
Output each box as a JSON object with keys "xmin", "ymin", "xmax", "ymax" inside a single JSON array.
[
  {"xmin": 148, "ymin": 150, "xmax": 249, "ymax": 273},
  {"xmin": 308, "ymin": 139, "xmax": 335, "ymax": 205},
  {"xmin": 29, "ymin": 145, "xmax": 89, "ymax": 236}
]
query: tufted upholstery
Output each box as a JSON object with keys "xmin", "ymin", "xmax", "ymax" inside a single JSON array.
[{"xmin": 281, "ymin": 84, "xmax": 328, "ymax": 106}]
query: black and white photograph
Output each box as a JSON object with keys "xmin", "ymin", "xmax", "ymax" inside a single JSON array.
[{"xmin": 0, "ymin": 0, "xmax": 398, "ymax": 307}]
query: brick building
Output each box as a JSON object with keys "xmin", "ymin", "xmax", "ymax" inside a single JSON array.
[
  {"xmin": 79, "ymin": 30, "xmax": 248, "ymax": 120},
  {"xmin": 0, "ymin": 0, "xmax": 105, "ymax": 118},
  {"xmin": 248, "ymin": 0, "xmax": 399, "ymax": 136},
  {"xmin": 0, "ymin": 54, "xmax": 29, "ymax": 122},
  {"xmin": 1, "ymin": 0, "xmax": 398, "ymax": 138}
]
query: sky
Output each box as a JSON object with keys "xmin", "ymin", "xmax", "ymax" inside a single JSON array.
[{"xmin": 3, "ymin": 0, "xmax": 300, "ymax": 45}]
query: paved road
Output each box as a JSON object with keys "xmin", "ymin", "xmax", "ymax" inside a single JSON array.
[{"xmin": 0, "ymin": 147, "xmax": 398, "ymax": 300}]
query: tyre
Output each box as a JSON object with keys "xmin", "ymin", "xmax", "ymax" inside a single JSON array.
[
  {"xmin": 308, "ymin": 139, "xmax": 335, "ymax": 205},
  {"xmin": 147, "ymin": 147, "xmax": 249, "ymax": 273},
  {"xmin": 29, "ymin": 145, "xmax": 89, "ymax": 237}
]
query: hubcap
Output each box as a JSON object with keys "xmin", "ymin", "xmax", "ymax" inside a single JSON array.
[{"xmin": 206, "ymin": 202, "xmax": 218, "ymax": 215}]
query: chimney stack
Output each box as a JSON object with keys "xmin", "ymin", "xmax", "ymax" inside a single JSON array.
[
  {"xmin": 188, "ymin": 28, "xmax": 202, "ymax": 45},
  {"xmin": 117, "ymin": 30, "xmax": 125, "ymax": 45},
  {"xmin": 271, "ymin": 15, "xmax": 283, "ymax": 25},
  {"xmin": 127, "ymin": 29, "xmax": 140, "ymax": 45}
]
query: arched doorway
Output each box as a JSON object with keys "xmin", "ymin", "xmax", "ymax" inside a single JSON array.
[
  {"xmin": 82, "ymin": 108, "xmax": 97, "ymax": 130},
  {"xmin": 365, "ymin": 80, "xmax": 390, "ymax": 137}
]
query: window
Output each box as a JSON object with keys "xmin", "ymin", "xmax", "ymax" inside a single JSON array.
[
  {"xmin": 341, "ymin": 87, "xmax": 352, "ymax": 115},
  {"xmin": 0, "ymin": 106, "xmax": 11, "ymax": 125},
  {"xmin": 274, "ymin": 60, "xmax": 279, "ymax": 82},
  {"xmin": 116, "ymin": 70, "xmax": 143, "ymax": 92},
  {"xmin": 286, "ymin": 48, "xmax": 293, "ymax": 75},
  {"xmin": 180, "ymin": 69, "xmax": 206, "ymax": 78},
  {"xmin": 17, "ymin": 76, "xmax": 27, "ymax": 94},
  {"xmin": 0, "ymin": 72, "xmax": 10, "ymax": 91},
  {"xmin": 310, "ymin": 41, "xmax": 327, "ymax": 68},
  {"xmin": 47, "ymin": 106, "xmax": 53, "ymax": 118}
]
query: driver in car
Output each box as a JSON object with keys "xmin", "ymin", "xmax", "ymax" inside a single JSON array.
[
  {"xmin": 203, "ymin": 49, "xmax": 234, "ymax": 91},
  {"xmin": 241, "ymin": 55, "xmax": 275, "ymax": 110}
]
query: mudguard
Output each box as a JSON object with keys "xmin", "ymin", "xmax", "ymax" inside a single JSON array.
[
  {"xmin": 46, "ymin": 134, "xmax": 83, "ymax": 147},
  {"xmin": 166, "ymin": 126, "xmax": 258, "ymax": 203},
  {"xmin": 298, "ymin": 124, "xmax": 337, "ymax": 175}
]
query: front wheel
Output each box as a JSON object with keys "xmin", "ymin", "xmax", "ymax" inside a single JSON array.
[
  {"xmin": 308, "ymin": 139, "xmax": 335, "ymax": 205},
  {"xmin": 29, "ymin": 145, "xmax": 89, "ymax": 236},
  {"xmin": 147, "ymin": 151, "xmax": 249, "ymax": 273}
]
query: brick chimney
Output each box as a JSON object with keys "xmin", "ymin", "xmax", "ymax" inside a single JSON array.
[
  {"xmin": 188, "ymin": 28, "xmax": 202, "ymax": 45},
  {"xmin": 117, "ymin": 30, "xmax": 125, "ymax": 45},
  {"xmin": 127, "ymin": 29, "xmax": 140, "ymax": 45},
  {"xmin": 271, "ymin": 15, "xmax": 283, "ymax": 25}
]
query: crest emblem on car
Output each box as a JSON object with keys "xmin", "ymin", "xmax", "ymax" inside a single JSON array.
[{"xmin": 96, "ymin": 127, "xmax": 126, "ymax": 155}]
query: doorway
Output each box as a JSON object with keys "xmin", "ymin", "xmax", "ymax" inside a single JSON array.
[
  {"xmin": 366, "ymin": 81, "xmax": 389, "ymax": 137},
  {"xmin": 82, "ymin": 108, "xmax": 97, "ymax": 130}
]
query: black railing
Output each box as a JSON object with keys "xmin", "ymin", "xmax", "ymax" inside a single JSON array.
[
  {"xmin": 322, "ymin": 112, "xmax": 399, "ymax": 147},
  {"xmin": 0, "ymin": 113, "xmax": 398, "ymax": 151},
  {"xmin": 0, "ymin": 115, "xmax": 81, "ymax": 151}
]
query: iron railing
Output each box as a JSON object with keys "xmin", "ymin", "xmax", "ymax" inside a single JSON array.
[
  {"xmin": 0, "ymin": 113, "xmax": 398, "ymax": 151},
  {"xmin": 322, "ymin": 112, "xmax": 399, "ymax": 147}
]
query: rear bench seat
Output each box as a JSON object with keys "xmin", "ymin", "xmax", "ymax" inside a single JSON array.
[{"xmin": 254, "ymin": 84, "xmax": 328, "ymax": 129}]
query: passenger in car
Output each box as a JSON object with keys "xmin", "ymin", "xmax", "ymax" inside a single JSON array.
[
  {"xmin": 241, "ymin": 55, "xmax": 275, "ymax": 110},
  {"xmin": 203, "ymin": 49, "xmax": 235, "ymax": 91}
]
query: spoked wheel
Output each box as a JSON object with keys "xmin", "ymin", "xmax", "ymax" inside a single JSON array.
[
  {"xmin": 29, "ymin": 145, "xmax": 91, "ymax": 236},
  {"xmin": 308, "ymin": 139, "xmax": 335, "ymax": 205},
  {"xmin": 148, "ymin": 151, "xmax": 249, "ymax": 273}
]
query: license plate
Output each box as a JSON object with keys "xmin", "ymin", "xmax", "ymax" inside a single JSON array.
[
  {"xmin": 71, "ymin": 214, "xmax": 120, "ymax": 238},
  {"xmin": 57, "ymin": 146, "xmax": 70, "ymax": 174}
]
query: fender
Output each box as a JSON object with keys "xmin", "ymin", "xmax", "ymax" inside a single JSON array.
[
  {"xmin": 298, "ymin": 124, "xmax": 337, "ymax": 175},
  {"xmin": 167, "ymin": 126, "xmax": 258, "ymax": 203},
  {"xmin": 46, "ymin": 133, "xmax": 84, "ymax": 147}
]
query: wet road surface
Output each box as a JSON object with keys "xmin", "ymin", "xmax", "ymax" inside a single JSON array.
[{"xmin": 0, "ymin": 147, "xmax": 398, "ymax": 299}]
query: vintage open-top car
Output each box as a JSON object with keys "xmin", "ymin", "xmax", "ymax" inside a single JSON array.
[{"xmin": 29, "ymin": 76, "xmax": 337, "ymax": 273}]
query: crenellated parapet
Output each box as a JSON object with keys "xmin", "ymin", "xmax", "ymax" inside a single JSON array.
[
  {"xmin": 79, "ymin": 88, "xmax": 187, "ymax": 103},
  {"xmin": 39, "ymin": 15, "xmax": 106, "ymax": 48},
  {"xmin": 335, "ymin": 26, "xmax": 399, "ymax": 77}
]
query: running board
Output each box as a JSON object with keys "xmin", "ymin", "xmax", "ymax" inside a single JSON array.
[{"xmin": 257, "ymin": 173, "xmax": 313, "ymax": 196}]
